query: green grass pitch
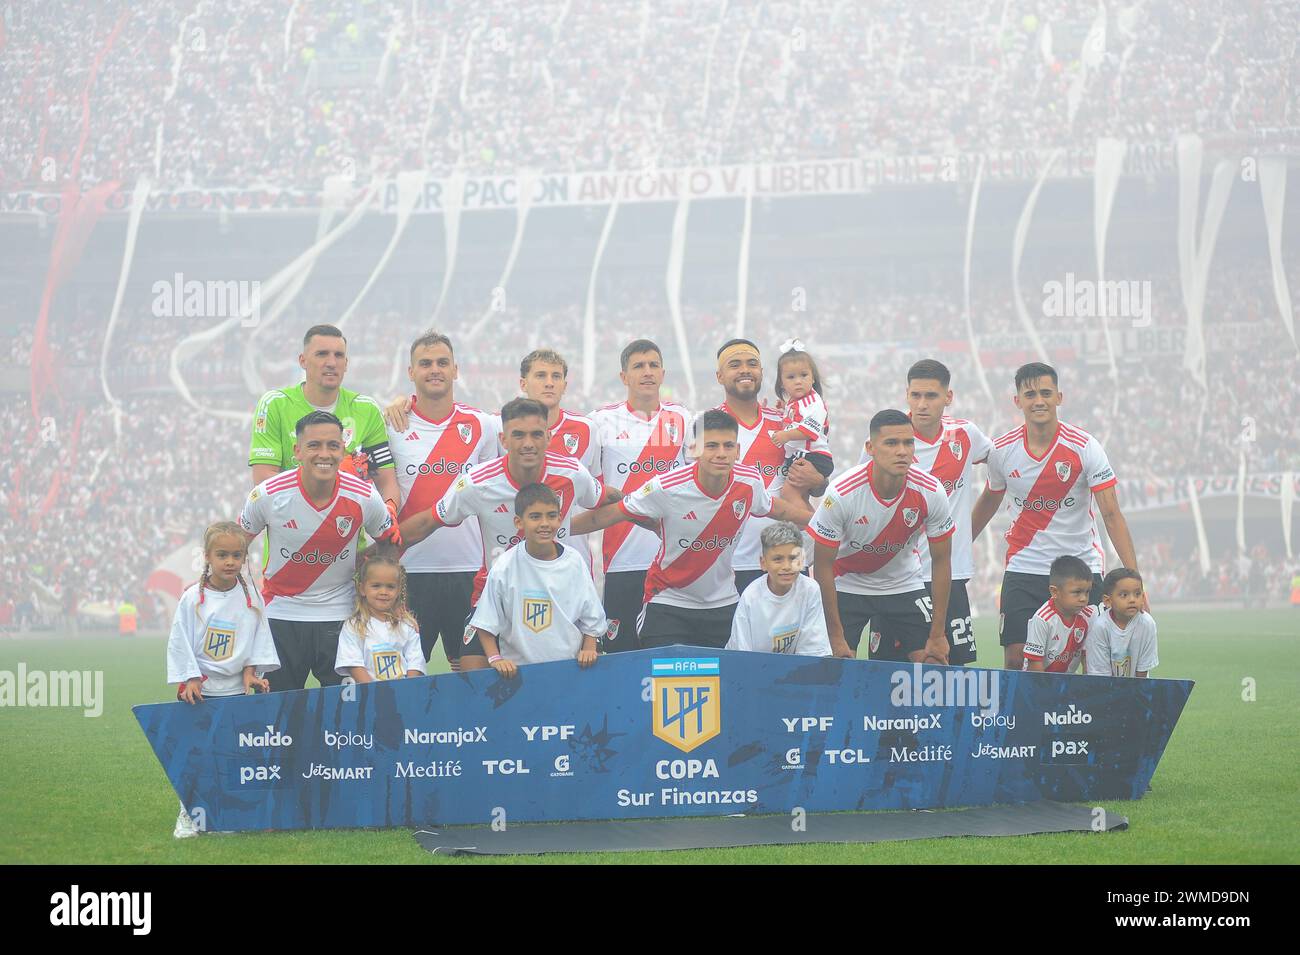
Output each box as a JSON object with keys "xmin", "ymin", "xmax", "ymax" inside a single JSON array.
[{"xmin": 1, "ymin": 610, "xmax": 1296, "ymax": 864}]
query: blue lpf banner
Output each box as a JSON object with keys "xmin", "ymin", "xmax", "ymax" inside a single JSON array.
[{"xmin": 134, "ymin": 649, "xmax": 1193, "ymax": 831}]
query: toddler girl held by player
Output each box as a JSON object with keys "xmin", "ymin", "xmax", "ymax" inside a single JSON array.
[
  {"xmin": 769, "ymin": 340, "xmax": 835, "ymax": 480},
  {"xmin": 166, "ymin": 521, "xmax": 280, "ymax": 836},
  {"xmin": 334, "ymin": 551, "xmax": 425, "ymax": 684}
]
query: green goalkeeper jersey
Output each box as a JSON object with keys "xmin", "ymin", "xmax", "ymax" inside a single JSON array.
[{"xmin": 248, "ymin": 382, "xmax": 394, "ymax": 480}]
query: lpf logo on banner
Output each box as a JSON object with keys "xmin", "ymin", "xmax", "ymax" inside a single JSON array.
[{"xmin": 651, "ymin": 658, "xmax": 720, "ymax": 753}]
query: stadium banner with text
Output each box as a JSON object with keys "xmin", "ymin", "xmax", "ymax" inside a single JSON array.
[
  {"xmin": 134, "ymin": 648, "xmax": 1192, "ymax": 832},
  {"xmin": 5, "ymin": 145, "xmax": 1177, "ymax": 218}
]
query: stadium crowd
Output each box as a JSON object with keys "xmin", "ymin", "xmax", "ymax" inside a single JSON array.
[
  {"xmin": 2, "ymin": 265, "xmax": 1296, "ymax": 630},
  {"xmin": 2, "ymin": 0, "xmax": 1297, "ymax": 190}
]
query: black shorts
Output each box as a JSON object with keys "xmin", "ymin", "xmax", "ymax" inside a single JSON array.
[
  {"xmin": 925, "ymin": 578, "xmax": 976, "ymax": 665},
  {"xmin": 999, "ymin": 570, "xmax": 1103, "ymax": 647},
  {"xmin": 267, "ymin": 618, "xmax": 345, "ymax": 691},
  {"xmin": 406, "ymin": 572, "xmax": 475, "ymax": 663},
  {"xmin": 782, "ymin": 450, "xmax": 836, "ymax": 478},
  {"xmin": 601, "ymin": 570, "xmax": 644, "ymax": 653},
  {"xmin": 638, "ymin": 602, "xmax": 736, "ymax": 650},
  {"xmin": 834, "ymin": 589, "xmax": 931, "ymax": 662}
]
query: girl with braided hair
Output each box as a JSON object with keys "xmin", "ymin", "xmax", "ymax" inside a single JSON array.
[
  {"xmin": 165, "ymin": 521, "xmax": 280, "ymax": 837},
  {"xmin": 334, "ymin": 549, "xmax": 425, "ymax": 683}
]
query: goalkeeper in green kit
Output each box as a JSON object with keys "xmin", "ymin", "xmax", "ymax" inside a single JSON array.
[{"xmin": 248, "ymin": 323, "xmax": 400, "ymax": 524}]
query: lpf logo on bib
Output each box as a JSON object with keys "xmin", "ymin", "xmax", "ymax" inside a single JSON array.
[
  {"xmin": 651, "ymin": 658, "xmax": 721, "ymax": 753},
  {"xmin": 522, "ymin": 593, "xmax": 552, "ymax": 633}
]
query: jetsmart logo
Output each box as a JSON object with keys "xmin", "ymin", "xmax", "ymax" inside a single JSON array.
[
  {"xmin": 0, "ymin": 664, "xmax": 102, "ymax": 717},
  {"xmin": 50, "ymin": 885, "xmax": 150, "ymax": 935},
  {"xmin": 152, "ymin": 271, "xmax": 261, "ymax": 327},
  {"xmin": 239, "ymin": 724, "xmax": 293, "ymax": 748}
]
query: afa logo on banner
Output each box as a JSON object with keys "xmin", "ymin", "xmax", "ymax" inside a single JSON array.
[{"xmin": 651, "ymin": 658, "xmax": 720, "ymax": 753}]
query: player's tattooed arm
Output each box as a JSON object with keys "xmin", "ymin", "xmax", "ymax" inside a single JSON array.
[
  {"xmin": 372, "ymin": 467, "xmax": 401, "ymax": 513},
  {"xmin": 813, "ymin": 543, "xmax": 853, "ymax": 659},
  {"xmin": 399, "ymin": 508, "xmax": 443, "ymax": 548},
  {"xmin": 1094, "ymin": 486, "xmax": 1144, "ymax": 602},
  {"xmin": 970, "ymin": 486, "xmax": 1004, "ymax": 541},
  {"xmin": 572, "ymin": 501, "xmax": 654, "ymax": 535},
  {"xmin": 382, "ymin": 394, "xmax": 415, "ymax": 432},
  {"xmin": 923, "ymin": 535, "xmax": 952, "ymax": 665},
  {"xmin": 769, "ymin": 494, "xmax": 813, "ymax": 527}
]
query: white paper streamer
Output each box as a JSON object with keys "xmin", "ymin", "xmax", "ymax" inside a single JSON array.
[
  {"xmin": 665, "ymin": 186, "xmax": 697, "ymax": 408},
  {"xmin": 581, "ymin": 198, "xmax": 621, "ymax": 397},
  {"xmin": 962, "ymin": 155, "xmax": 994, "ymax": 404},
  {"xmin": 1186, "ymin": 476, "xmax": 1212, "ymax": 576},
  {"xmin": 733, "ymin": 163, "xmax": 755, "ymax": 339},
  {"xmin": 1259, "ymin": 157, "xmax": 1296, "ymax": 349},
  {"xmin": 1011, "ymin": 149, "xmax": 1061, "ymax": 364},
  {"xmin": 99, "ymin": 176, "xmax": 151, "ymax": 428}
]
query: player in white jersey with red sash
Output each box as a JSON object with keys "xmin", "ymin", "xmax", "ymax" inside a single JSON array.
[
  {"xmin": 514, "ymin": 349, "xmax": 604, "ymax": 475},
  {"xmin": 971, "ymin": 362, "xmax": 1142, "ymax": 670},
  {"xmin": 810, "ymin": 409, "xmax": 956, "ymax": 663},
  {"xmin": 385, "ymin": 332, "xmax": 501, "ymax": 670},
  {"xmin": 580, "ymin": 409, "xmax": 815, "ymax": 648},
  {"xmin": 713, "ymin": 339, "xmax": 823, "ymax": 596},
  {"xmin": 238, "ymin": 411, "xmax": 400, "ymax": 690},
  {"xmin": 900, "ymin": 359, "xmax": 992, "ymax": 664},
  {"xmin": 398, "ymin": 398, "xmax": 603, "ymax": 669},
  {"xmin": 590, "ymin": 339, "xmax": 689, "ymax": 652}
]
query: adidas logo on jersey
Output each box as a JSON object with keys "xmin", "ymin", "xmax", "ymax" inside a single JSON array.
[
  {"xmin": 405, "ymin": 432, "xmax": 420, "ymax": 441},
  {"xmin": 854, "ymin": 515, "xmax": 870, "ymax": 525},
  {"xmin": 494, "ymin": 504, "xmax": 509, "ymax": 513},
  {"xmin": 616, "ymin": 431, "xmax": 630, "ymax": 440},
  {"xmin": 683, "ymin": 511, "xmax": 698, "ymax": 520},
  {"xmin": 282, "ymin": 520, "xmax": 298, "ymax": 529},
  {"xmin": 1010, "ymin": 469, "xmax": 1021, "ymax": 478}
]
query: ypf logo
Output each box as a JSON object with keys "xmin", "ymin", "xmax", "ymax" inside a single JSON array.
[{"xmin": 650, "ymin": 658, "xmax": 721, "ymax": 753}]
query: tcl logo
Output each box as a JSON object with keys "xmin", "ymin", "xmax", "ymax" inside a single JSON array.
[
  {"xmin": 405, "ymin": 461, "xmax": 469, "ymax": 476},
  {"xmin": 1013, "ymin": 497, "xmax": 1075, "ymax": 511},
  {"xmin": 279, "ymin": 548, "xmax": 349, "ymax": 565}
]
